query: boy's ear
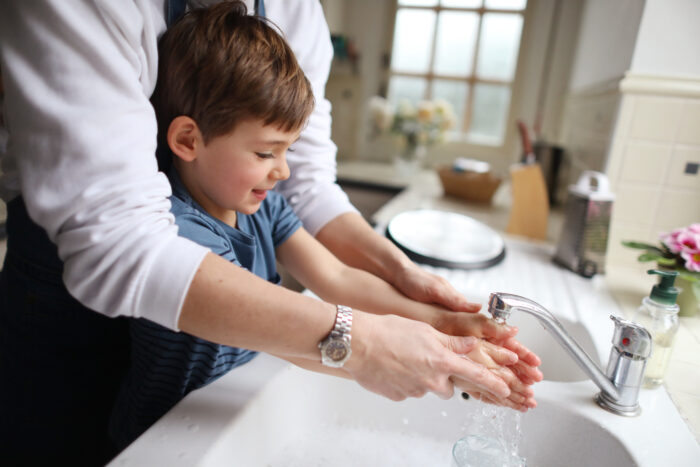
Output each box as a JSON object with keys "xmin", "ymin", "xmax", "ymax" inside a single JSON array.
[{"xmin": 167, "ymin": 116, "xmax": 202, "ymax": 162}]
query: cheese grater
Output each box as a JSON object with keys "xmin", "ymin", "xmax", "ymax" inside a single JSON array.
[{"xmin": 554, "ymin": 171, "xmax": 615, "ymax": 277}]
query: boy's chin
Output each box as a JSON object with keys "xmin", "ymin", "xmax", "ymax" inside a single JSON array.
[{"xmin": 238, "ymin": 204, "xmax": 262, "ymax": 215}]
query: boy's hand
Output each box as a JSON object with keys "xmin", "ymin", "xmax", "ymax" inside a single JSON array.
[
  {"xmin": 451, "ymin": 340, "xmax": 538, "ymax": 412},
  {"xmin": 433, "ymin": 310, "xmax": 543, "ymax": 385}
]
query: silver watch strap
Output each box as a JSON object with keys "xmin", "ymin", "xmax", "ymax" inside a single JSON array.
[{"xmin": 331, "ymin": 305, "xmax": 353, "ymax": 340}]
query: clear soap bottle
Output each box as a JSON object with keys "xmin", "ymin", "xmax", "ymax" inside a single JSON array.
[{"xmin": 632, "ymin": 269, "xmax": 680, "ymax": 388}]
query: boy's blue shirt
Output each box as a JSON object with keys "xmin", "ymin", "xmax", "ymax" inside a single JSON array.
[
  {"xmin": 110, "ymin": 167, "xmax": 302, "ymax": 449},
  {"xmin": 168, "ymin": 167, "xmax": 301, "ymax": 280}
]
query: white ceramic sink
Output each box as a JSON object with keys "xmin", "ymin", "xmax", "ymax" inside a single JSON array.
[
  {"xmin": 111, "ymin": 238, "xmax": 700, "ymax": 466},
  {"xmin": 507, "ymin": 312, "xmax": 601, "ymax": 383},
  {"xmin": 197, "ymin": 367, "xmax": 644, "ymax": 467}
]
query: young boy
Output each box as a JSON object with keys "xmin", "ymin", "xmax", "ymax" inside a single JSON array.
[{"xmin": 110, "ymin": 1, "xmax": 540, "ymax": 450}]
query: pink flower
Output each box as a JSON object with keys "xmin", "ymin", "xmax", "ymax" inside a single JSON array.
[
  {"xmin": 660, "ymin": 229, "xmax": 684, "ymax": 253},
  {"xmin": 681, "ymin": 249, "xmax": 700, "ymax": 272},
  {"xmin": 676, "ymin": 228, "xmax": 700, "ymax": 272},
  {"xmin": 661, "ymin": 225, "xmax": 700, "ymax": 254},
  {"xmin": 678, "ymin": 231, "xmax": 700, "ymax": 252}
]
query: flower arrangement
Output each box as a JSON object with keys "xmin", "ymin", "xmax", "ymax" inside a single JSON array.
[
  {"xmin": 622, "ymin": 223, "xmax": 700, "ymax": 283},
  {"xmin": 367, "ymin": 96, "xmax": 456, "ymax": 160}
]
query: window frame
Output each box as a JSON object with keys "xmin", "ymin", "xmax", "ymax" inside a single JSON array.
[{"xmin": 386, "ymin": 0, "xmax": 529, "ymax": 147}]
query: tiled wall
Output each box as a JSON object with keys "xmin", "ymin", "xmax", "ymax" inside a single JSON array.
[
  {"xmin": 605, "ymin": 74, "xmax": 700, "ymax": 286},
  {"xmin": 559, "ymin": 78, "xmax": 622, "ymax": 202}
]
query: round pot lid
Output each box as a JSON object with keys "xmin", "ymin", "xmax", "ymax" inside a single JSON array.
[{"xmin": 386, "ymin": 209, "xmax": 505, "ymax": 270}]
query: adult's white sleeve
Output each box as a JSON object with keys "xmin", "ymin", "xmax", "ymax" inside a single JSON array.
[
  {"xmin": 0, "ymin": 1, "xmax": 209, "ymax": 330},
  {"xmin": 267, "ymin": 0, "xmax": 358, "ymax": 236}
]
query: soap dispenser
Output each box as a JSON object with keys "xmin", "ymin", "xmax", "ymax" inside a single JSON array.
[{"xmin": 632, "ymin": 269, "xmax": 680, "ymax": 388}]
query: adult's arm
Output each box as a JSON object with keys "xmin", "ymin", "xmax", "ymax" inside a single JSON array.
[{"xmin": 180, "ymin": 252, "xmax": 512, "ymax": 402}]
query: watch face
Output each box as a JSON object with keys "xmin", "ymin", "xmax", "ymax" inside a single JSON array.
[{"xmin": 325, "ymin": 340, "xmax": 348, "ymax": 362}]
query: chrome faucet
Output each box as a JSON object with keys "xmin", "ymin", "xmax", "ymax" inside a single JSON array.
[{"xmin": 488, "ymin": 292, "xmax": 652, "ymax": 416}]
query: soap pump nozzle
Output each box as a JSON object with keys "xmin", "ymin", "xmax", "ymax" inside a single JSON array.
[{"xmin": 648, "ymin": 269, "xmax": 680, "ymax": 306}]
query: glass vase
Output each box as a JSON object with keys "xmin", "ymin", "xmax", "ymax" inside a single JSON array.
[{"xmin": 395, "ymin": 141, "xmax": 426, "ymax": 176}]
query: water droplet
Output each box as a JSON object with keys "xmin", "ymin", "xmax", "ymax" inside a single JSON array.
[
  {"xmin": 187, "ymin": 423, "xmax": 199, "ymax": 432},
  {"xmin": 402, "ymin": 417, "xmax": 409, "ymax": 425},
  {"xmin": 441, "ymin": 411, "xmax": 447, "ymax": 417},
  {"xmin": 494, "ymin": 317, "xmax": 506, "ymax": 325}
]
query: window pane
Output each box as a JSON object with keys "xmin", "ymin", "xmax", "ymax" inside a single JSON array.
[
  {"xmin": 431, "ymin": 79, "xmax": 469, "ymax": 131},
  {"xmin": 440, "ymin": 0, "xmax": 483, "ymax": 7},
  {"xmin": 391, "ymin": 9, "xmax": 437, "ymax": 73},
  {"xmin": 469, "ymin": 83, "xmax": 511, "ymax": 143},
  {"xmin": 399, "ymin": 0, "xmax": 438, "ymax": 6},
  {"xmin": 484, "ymin": 0, "xmax": 527, "ymax": 10},
  {"xmin": 476, "ymin": 13, "xmax": 523, "ymax": 80},
  {"xmin": 433, "ymin": 12, "xmax": 478, "ymax": 76},
  {"xmin": 388, "ymin": 76, "xmax": 428, "ymax": 105}
]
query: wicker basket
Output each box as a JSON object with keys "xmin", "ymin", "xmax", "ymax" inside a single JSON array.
[{"xmin": 437, "ymin": 166, "xmax": 502, "ymax": 204}]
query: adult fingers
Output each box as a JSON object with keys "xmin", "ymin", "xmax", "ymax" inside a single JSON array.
[
  {"xmin": 480, "ymin": 340, "xmax": 519, "ymax": 367},
  {"xmin": 508, "ymin": 358, "xmax": 543, "ymax": 385},
  {"xmin": 490, "ymin": 368, "xmax": 537, "ymax": 409},
  {"xmin": 399, "ymin": 267, "xmax": 481, "ymax": 313},
  {"xmin": 444, "ymin": 340, "xmax": 510, "ymax": 399},
  {"xmin": 433, "ymin": 377, "xmax": 456, "ymax": 400},
  {"xmin": 501, "ymin": 337, "xmax": 542, "ymax": 368},
  {"xmin": 453, "ymin": 375, "xmax": 532, "ymax": 412}
]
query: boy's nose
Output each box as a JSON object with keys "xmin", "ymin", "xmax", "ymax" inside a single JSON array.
[{"xmin": 272, "ymin": 158, "xmax": 290, "ymax": 181}]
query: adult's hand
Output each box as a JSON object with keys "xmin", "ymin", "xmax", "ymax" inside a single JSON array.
[
  {"xmin": 452, "ymin": 339, "xmax": 537, "ymax": 412},
  {"xmin": 316, "ymin": 213, "xmax": 481, "ymax": 313},
  {"xmin": 392, "ymin": 263, "xmax": 483, "ymax": 313},
  {"xmin": 433, "ymin": 310, "xmax": 543, "ymax": 385},
  {"xmin": 343, "ymin": 312, "xmax": 511, "ymax": 402}
]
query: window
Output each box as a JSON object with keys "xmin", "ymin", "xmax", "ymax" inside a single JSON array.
[{"xmin": 387, "ymin": 0, "xmax": 527, "ymax": 145}]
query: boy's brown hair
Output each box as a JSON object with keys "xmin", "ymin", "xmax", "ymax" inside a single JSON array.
[{"xmin": 151, "ymin": 1, "xmax": 314, "ymax": 170}]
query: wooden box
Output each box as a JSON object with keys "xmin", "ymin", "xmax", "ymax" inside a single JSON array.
[{"xmin": 437, "ymin": 166, "xmax": 502, "ymax": 204}]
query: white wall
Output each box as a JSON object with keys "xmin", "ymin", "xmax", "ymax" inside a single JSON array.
[
  {"xmin": 568, "ymin": 0, "xmax": 645, "ymax": 91},
  {"xmin": 630, "ymin": 0, "xmax": 700, "ymax": 77}
]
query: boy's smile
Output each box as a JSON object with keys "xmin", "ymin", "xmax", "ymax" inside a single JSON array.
[{"xmin": 172, "ymin": 118, "xmax": 300, "ymax": 227}]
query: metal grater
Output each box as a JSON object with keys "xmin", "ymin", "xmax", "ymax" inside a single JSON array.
[{"xmin": 553, "ymin": 171, "xmax": 615, "ymax": 277}]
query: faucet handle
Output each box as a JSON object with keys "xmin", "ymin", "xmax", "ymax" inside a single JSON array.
[{"xmin": 610, "ymin": 315, "xmax": 652, "ymax": 359}]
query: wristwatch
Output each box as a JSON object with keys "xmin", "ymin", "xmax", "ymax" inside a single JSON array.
[{"xmin": 318, "ymin": 305, "xmax": 353, "ymax": 368}]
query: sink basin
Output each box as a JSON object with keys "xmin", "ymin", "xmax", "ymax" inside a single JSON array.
[
  {"xmin": 507, "ymin": 312, "xmax": 601, "ymax": 382},
  {"xmin": 197, "ymin": 367, "xmax": 641, "ymax": 467}
]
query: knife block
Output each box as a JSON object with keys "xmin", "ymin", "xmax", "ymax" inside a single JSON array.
[{"xmin": 506, "ymin": 162, "xmax": 549, "ymax": 240}]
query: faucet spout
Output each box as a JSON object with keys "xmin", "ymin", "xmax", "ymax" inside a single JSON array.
[{"xmin": 488, "ymin": 292, "xmax": 651, "ymax": 416}]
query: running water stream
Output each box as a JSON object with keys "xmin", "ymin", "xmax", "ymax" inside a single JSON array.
[{"xmin": 452, "ymin": 404, "xmax": 526, "ymax": 467}]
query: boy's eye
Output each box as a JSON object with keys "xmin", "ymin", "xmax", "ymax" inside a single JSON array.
[{"xmin": 255, "ymin": 152, "xmax": 274, "ymax": 159}]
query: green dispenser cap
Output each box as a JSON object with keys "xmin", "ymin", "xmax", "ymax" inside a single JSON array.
[{"xmin": 647, "ymin": 269, "xmax": 680, "ymax": 305}]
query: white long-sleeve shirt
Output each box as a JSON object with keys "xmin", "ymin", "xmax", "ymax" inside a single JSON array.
[{"xmin": 0, "ymin": 0, "xmax": 356, "ymax": 330}]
